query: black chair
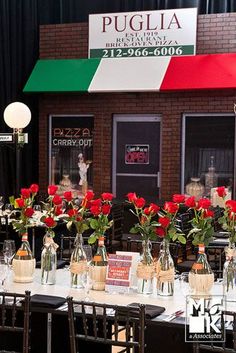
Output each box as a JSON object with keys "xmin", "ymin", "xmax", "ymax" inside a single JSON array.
[
  {"xmin": 106, "ymin": 204, "xmax": 124, "ymax": 253},
  {"xmin": 0, "ymin": 290, "xmax": 31, "ymax": 353},
  {"xmin": 67, "ymin": 298, "xmax": 146, "ymax": 353},
  {"xmin": 60, "ymin": 235, "xmax": 76, "ymax": 262},
  {"xmin": 193, "ymin": 310, "xmax": 236, "ymax": 353},
  {"xmin": 0, "ymin": 215, "xmax": 9, "ymax": 248},
  {"xmin": 126, "ymin": 237, "xmax": 180, "ymax": 267}
]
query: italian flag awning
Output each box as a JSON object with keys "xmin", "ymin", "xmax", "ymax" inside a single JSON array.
[{"xmin": 23, "ymin": 53, "xmax": 236, "ymax": 93}]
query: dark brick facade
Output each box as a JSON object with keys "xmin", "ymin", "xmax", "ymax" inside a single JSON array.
[{"xmin": 38, "ymin": 13, "xmax": 236, "ymax": 200}]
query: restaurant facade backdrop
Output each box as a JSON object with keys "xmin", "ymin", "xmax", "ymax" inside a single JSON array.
[{"xmin": 24, "ymin": 9, "xmax": 236, "ymax": 201}]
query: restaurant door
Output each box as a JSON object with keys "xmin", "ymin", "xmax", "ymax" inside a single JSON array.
[{"xmin": 112, "ymin": 115, "xmax": 161, "ymax": 201}]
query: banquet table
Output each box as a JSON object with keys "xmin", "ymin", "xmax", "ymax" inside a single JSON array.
[{"xmin": 2, "ymin": 269, "xmax": 236, "ymax": 353}]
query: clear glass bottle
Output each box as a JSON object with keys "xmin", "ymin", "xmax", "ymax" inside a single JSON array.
[
  {"xmin": 205, "ymin": 156, "xmax": 218, "ymax": 197},
  {"xmin": 137, "ymin": 239, "xmax": 154, "ymax": 294},
  {"xmin": 12, "ymin": 233, "xmax": 36, "ymax": 283},
  {"xmin": 90, "ymin": 236, "xmax": 108, "ymax": 290},
  {"xmin": 189, "ymin": 244, "xmax": 214, "ymax": 297},
  {"xmin": 223, "ymin": 240, "xmax": 236, "ymax": 302},
  {"xmin": 41, "ymin": 233, "xmax": 57, "ymax": 285},
  {"xmin": 156, "ymin": 238, "xmax": 175, "ymax": 296},
  {"xmin": 70, "ymin": 234, "xmax": 87, "ymax": 288}
]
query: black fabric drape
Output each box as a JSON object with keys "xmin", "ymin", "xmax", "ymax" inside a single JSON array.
[{"xmin": 0, "ymin": 0, "xmax": 235, "ymax": 198}]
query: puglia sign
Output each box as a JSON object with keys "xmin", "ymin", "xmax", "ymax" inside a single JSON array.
[{"xmin": 89, "ymin": 8, "xmax": 197, "ymax": 58}]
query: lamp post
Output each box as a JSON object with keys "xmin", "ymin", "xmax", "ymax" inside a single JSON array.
[{"xmin": 3, "ymin": 102, "xmax": 31, "ymax": 195}]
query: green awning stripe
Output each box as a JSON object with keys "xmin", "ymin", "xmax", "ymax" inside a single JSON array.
[{"xmin": 23, "ymin": 58, "xmax": 101, "ymax": 92}]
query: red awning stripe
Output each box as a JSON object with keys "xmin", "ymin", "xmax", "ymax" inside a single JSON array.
[{"xmin": 160, "ymin": 53, "xmax": 236, "ymax": 91}]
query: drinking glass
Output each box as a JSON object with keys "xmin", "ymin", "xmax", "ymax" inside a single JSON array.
[
  {"xmin": 179, "ymin": 272, "xmax": 193, "ymax": 297},
  {"xmin": 81, "ymin": 271, "xmax": 94, "ymax": 301},
  {"xmin": 0, "ymin": 196, "xmax": 4, "ymax": 215},
  {"xmin": 3, "ymin": 240, "xmax": 16, "ymax": 268},
  {"xmin": 4, "ymin": 204, "xmax": 13, "ymax": 216},
  {"xmin": 0, "ymin": 257, "xmax": 8, "ymax": 291},
  {"xmin": 83, "ymin": 245, "xmax": 93, "ymax": 265}
]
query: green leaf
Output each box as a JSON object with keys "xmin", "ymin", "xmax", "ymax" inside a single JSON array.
[
  {"xmin": 178, "ymin": 235, "xmax": 186, "ymax": 244},
  {"xmin": 129, "ymin": 227, "xmax": 139, "ymax": 234},
  {"xmin": 90, "ymin": 219, "xmax": 99, "ymax": 230},
  {"xmin": 88, "ymin": 234, "xmax": 97, "ymax": 244},
  {"xmin": 66, "ymin": 221, "xmax": 73, "ymax": 231}
]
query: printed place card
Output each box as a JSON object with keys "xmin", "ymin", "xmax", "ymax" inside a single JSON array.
[{"xmin": 105, "ymin": 254, "xmax": 132, "ymax": 294}]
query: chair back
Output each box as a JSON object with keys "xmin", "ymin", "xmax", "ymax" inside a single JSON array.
[
  {"xmin": 67, "ymin": 298, "xmax": 145, "ymax": 353},
  {"xmin": 106, "ymin": 204, "xmax": 124, "ymax": 252},
  {"xmin": 0, "ymin": 215, "xmax": 9, "ymax": 247},
  {"xmin": 0, "ymin": 291, "xmax": 31, "ymax": 353},
  {"xmin": 60, "ymin": 235, "xmax": 76, "ymax": 261},
  {"xmin": 193, "ymin": 310, "xmax": 236, "ymax": 353}
]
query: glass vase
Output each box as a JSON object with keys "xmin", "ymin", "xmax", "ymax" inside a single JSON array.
[
  {"xmin": 189, "ymin": 244, "xmax": 214, "ymax": 297},
  {"xmin": 223, "ymin": 240, "xmax": 236, "ymax": 302},
  {"xmin": 156, "ymin": 238, "xmax": 175, "ymax": 296},
  {"xmin": 41, "ymin": 234, "xmax": 57, "ymax": 285},
  {"xmin": 12, "ymin": 233, "xmax": 35, "ymax": 283},
  {"xmin": 90, "ymin": 236, "xmax": 108, "ymax": 291},
  {"xmin": 70, "ymin": 234, "xmax": 87, "ymax": 289},
  {"xmin": 136, "ymin": 239, "xmax": 154, "ymax": 295}
]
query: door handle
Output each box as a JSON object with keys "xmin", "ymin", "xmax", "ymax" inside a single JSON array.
[{"xmin": 157, "ymin": 172, "xmax": 160, "ymax": 188}]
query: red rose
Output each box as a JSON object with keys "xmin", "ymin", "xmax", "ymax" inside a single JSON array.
[
  {"xmin": 52, "ymin": 195, "xmax": 62, "ymax": 205},
  {"xmin": 155, "ymin": 227, "xmax": 165, "ymax": 237},
  {"xmin": 203, "ymin": 210, "xmax": 214, "ymax": 218},
  {"xmin": 90, "ymin": 199, "xmax": 102, "ymax": 207},
  {"xmin": 185, "ymin": 196, "xmax": 196, "ymax": 208},
  {"xmin": 226, "ymin": 200, "xmax": 236, "ymax": 213},
  {"xmin": 16, "ymin": 198, "xmax": 25, "ymax": 208},
  {"xmin": 172, "ymin": 194, "xmax": 185, "ymax": 204},
  {"xmin": 198, "ymin": 198, "xmax": 211, "ymax": 210},
  {"xmin": 21, "ymin": 188, "xmax": 31, "ymax": 199},
  {"xmin": 76, "ymin": 215, "xmax": 83, "ymax": 222},
  {"xmin": 44, "ymin": 217, "xmax": 56, "ymax": 228},
  {"xmin": 144, "ymin": 207, "xmax": 151, "ymax": 215},
  {"xmin": 149, "ymin": 203, "xmax": 160, "ymax": 214},
  {"xmin": 90, "ymin": 205, "xmax": 101, "ymax": 216},
  {"xmin": 30, "ymin": 184, "xmax": 39, "ymax": 194},
  {"xmin": 67, "ymin": 209, "xmax": 77, "ymax": 217},
  {"xmin": 134, "ymin": 197, "xmax": 145, "ymax": 209},
  {"xmin": 164, "ymin": 202, "xmax": 179, "ymax": 214},
  {"xmin": 55, "ymin": 206, "xmax": 62, "ymax": 216},
  {"xmin": 48, "ymin": 185, "xmax": 58, "ymax": 195},
  {"xmin": 101, "ymin": 204, "xmax": 111, "ymax": 215},
  {"xmin": 216, "ymin": 186, "xmax": 227, "ymax": 198},
  {"xmin": 159, "ymin": 216, "xmax": 170, "ymax": 228},
  {"xmin": 24, "ymin": 207, "xmax": 34, "ymax": 217},
  {"xmin": 101, "ymin": 192, "xmax": 113, "ymax": 201},
  {"xmin": 64, "ymin": 191, "xmax": 72, "ymax": 202},
  {"xmin": 127, "ymin": 192, "xmax": 137, "ymax": 203},
  {"xmin": 140, "ymin": 215, "xmax": 148, "ymax": 225},
  {"xmin": 85, "ymin": 190, "xmax": 94, "ymax": 201}
]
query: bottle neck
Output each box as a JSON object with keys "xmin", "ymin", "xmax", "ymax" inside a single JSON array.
[
  {"xmin": 22, "ymin": 233, "xmax": 28, "ymax": 242},
  {"xmin": 98, "ymin": 237, "xmax": 105, "ymax": 247},
  {"xmin": 198, "ymin": 244, "xmax": 205, "ymax": 254}
]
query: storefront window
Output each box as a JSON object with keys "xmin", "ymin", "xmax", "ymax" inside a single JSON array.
[
  {"xmin": 182, "ymin": 114, "xmax": 235, "ymax": 198},
  {"xmin": 48, "ymin": 115, "xmax": 94, "ymax": 197}
]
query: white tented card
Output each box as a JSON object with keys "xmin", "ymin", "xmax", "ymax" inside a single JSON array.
[
  {"xmin": 116, "ymin": 251, "xmax": 140, "ymax": 288},
  {"xmin": 105, "ymin": 254, "xmax": 132, "ymax": 294}
]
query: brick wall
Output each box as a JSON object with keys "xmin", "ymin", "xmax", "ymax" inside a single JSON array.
[{"xmin": 38, "ymin": 13, "xmax": 236, "ymax": 200}]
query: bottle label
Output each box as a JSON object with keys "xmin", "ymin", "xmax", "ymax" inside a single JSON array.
[
  {"xmin": 198, "ymin": 244, "xmax": 205, "ymax": 254},
  {"xmin": 98, "ymin": 237, "xmax": 104, "ymax": 247},
  {"xmin": 22, "ymin": 234, "xmax": 28, "ymax": 242}
]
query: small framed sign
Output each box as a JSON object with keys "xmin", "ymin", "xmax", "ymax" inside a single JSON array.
[
  {"xmin": 125, "ymin": 144, "xmax": 149, "ymax": 164},
  {"xmin": 105, "ymin": 254, "xmax": 132, "ymax": 293}
]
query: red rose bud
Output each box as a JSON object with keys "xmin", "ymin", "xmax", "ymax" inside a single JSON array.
[
  {"xmin": 140, "ymin": 215, "xmax": 148, "ymax": 225},
  {"xmin": 155, "ymin": 227, "xmax": 165, "ymax": 237},
  {"xmin": 101, "ymin": 204, "xmax": 111, "ymax": 215},
  {"xmin": 203, "ymin": 209, "xmax": 214, "ymax": 218},
  {"xmin": 52, "ymin": 195, "xmax": 62, "ymax": 205},
  {"xmin": 67, "ymin": 209, "xmax": 77, "ymax": 217},
  {"xmin": 90, "ymin": 198, "xmax": 102, "ymax": 207},
  {"xmin": 101, "ymin": 192, "xmax": 113, "ymax": 201},
  {"xmin": 159, "ymin": 216, "xmax": 170, "ymax": 228},
  {"xmin": 198, "ymin": 198, "xmax": 211, "ymax": 210},
  {"xmin": 216, "ymin": 186, "xmax": 227, "ymax": 198},
  {"xmin": 48, "ymin": 185, "xmax": 58, "ymax": 195},
  {"xmin": 185, "ymin": 196, "xmax": 196, "ymax": 208},
  {"xmin": 127, "ymin": 192, "xmax": 137, "ymax": 203},
  {"xmin": 164, "ymin": 201, "xmax": 179, "ymax": 214},
  {"xmin": 134, "ymin": 197, "xmax": 145, "ymax": 209},
  {"xmin": 55, "ymin": 206, "xmax": 62, "ymax": 216},
  {"xmin": 144, "ymin": 207, "xmax": 151, "ymax": 215},
  {"xmin": 149, "ymin": 203, "xmax": 160, "ymax": 214},
  {"xmin": 172, "ymin": 194, "xmax": 185, "ymax": 204},
  {"xmin": 30, "ymin": 184, "xmax": 39, "ymax": 194},
  {"xmin": 90, "ymin": 205, "xmax": 101, "ymax": 216},
  {"xmin": 24, "ymin": 207, "xmax": 34, "ymax": 217},
  {"xmin": 76, "ymin": 215, "xmax": 83, "ymax": 222},
  {"xmin": 44, "ymin": 217, "xmax": 56, "ymax": 228},
  {"xmin": 85, "ymin": 190, "xmax": 94, "ymax": 201},
  {"xmin": 16, "ymin": 198, "xmax": 25, "ymax": 208},
  {"xmin": 226, "ymin": 200, "xmax": 236, "ymax": 213},
  {"xmin": 64, "ymin": 191, "xmax": 72, "ymax": 202},
  {"xmin": 21, "ymin": 188, "xmax": 31, "ymax": 199}
]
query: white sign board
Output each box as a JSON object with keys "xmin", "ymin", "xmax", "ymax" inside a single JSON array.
[{"xmin": 89, "ymin": 8, "xmax": 197, "ymax": 58}]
